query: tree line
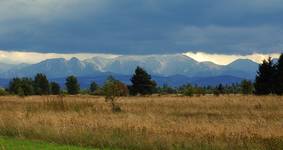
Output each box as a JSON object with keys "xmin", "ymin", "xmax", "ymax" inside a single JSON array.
[
  {"xmin": 2, "ymin": 66, "xmax": 156, "ymax": 97},
  {"xmin": 8, "ymin": 74, "xmax": 61, "ymax": 96},
  {"xmin": 0, "ymin": 53, "xmax": 282, "ymax": 97},
  {"xmin": 2, "ymin": 68, "xmax": 251, "ymax": 97}
]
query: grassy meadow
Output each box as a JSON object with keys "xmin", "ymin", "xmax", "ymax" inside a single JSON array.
[{"xmin": 0, "ymin": 95, "xmax": 282, "ymax": 150}]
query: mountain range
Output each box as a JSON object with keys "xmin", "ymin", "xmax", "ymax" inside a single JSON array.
[{"xmin": 0, "ymin": 54, "xmax": 260, "ymax": 87}]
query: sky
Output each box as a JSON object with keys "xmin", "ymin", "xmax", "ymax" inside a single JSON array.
[{"xmin": 0, "ymin": 0, "xmax": 282, "ymax": 55}]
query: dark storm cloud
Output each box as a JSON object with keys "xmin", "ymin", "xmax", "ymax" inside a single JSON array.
[{"xmin": 0, "ymin": 0, "xmax": 282, "ymax": 54}]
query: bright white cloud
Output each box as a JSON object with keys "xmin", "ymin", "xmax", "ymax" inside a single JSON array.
[
  {"xmin": 0, "ymin": 50, "xmax": 119, "ymax": 64},
  {"xmin": 184, "ymin": 51, "xmax": 281, "ymax": 65}
]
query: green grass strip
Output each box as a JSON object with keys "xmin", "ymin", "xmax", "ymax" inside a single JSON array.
[{"xmin": 0, "ymin": 136, "xmax": 98, "ymax": 150}]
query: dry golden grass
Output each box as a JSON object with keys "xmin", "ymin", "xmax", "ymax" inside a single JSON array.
[{"xmin": 0, "ymin": 95, "xmax": 282, "ymax": 149}]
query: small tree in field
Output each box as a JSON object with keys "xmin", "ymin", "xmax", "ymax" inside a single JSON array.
[
  {"xmin": 241, "ymin": 80, "xmax": 253, "ymax": 95},
  {"xmin": 65, "ymin": 75, "xmax": 80, "ymax": 95},
  {"xmin": 103, "ymin": 76, "xmax": 128, "ymax": 112}
]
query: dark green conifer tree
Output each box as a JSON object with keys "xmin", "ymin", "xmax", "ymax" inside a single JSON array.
[
  {"xmin": 50, "ymin": 82, "xmax": 61, "ymax": 95},
  {"xmin": 34, "ymin": 73, "xmax": 49, "ymax": 95},
  {"xmin": 254, "ymin": 57, "xmax": 275, "ymax": 95},
  {"xmin": 274, "ymin": 54, "xmax": 283, "ymax": 95},
  {"xmin": 65, "ymin": 75, "xmax": 80, "ymax": 95},
  {"xmin": 130, "ymin": 67, "xmax": 156, "ymax": 95}
]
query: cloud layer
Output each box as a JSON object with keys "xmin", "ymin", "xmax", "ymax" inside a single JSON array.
[
  {"xmin": 0, "ymin": 50, "xmax": 118, "ymax": 64},
  {"xmin": 184, "ymin": 52, "xmax": 280, "ymax": 65},
  {"xmin": 0, "ymin": 0, "xmax": 282, "ymax": 54}
]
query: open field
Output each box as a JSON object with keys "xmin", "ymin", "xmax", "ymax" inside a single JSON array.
[{"xmin": 0, "ymin": 95, "xmax": 282, "ymax": 150}]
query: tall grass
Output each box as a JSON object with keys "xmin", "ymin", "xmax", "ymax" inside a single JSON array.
[{"xmin": 0, "ymin": 95, "xmax": 282, "ymax": 149}]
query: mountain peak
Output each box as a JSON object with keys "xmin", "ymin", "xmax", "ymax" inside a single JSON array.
[
  {"xmin": 69, "ymin": 57, "xmax": 80, "ymax": 62},
  {"xmin": 222, "ymin": 58, "xmax": 259, "ymax": 79},
  {"xmin": 228, "ymin": 59, "xmax": 258, "ymax": 67}
]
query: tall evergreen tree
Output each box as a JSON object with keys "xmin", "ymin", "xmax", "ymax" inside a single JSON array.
[
  {"xmin": 274, "ymin": 53, "xmax": 283, "ymax": 95},
  {"xmin": 65, "ymin": 75, "xmax": 80, "ymax": 95},
  {"xmin": 254, "ymin": 57, "xmax": 275, "ymax": 95},
  {"xmin": 34, "ymin": 73, "xmax": 49, "ymax": 95},
  {"xmin": 130, "ymin": 66, "xmax": 156, "ymax": 95},
  {"xmin": 50, "ymin": 82, "xmax": 61, "ymax": 95}
]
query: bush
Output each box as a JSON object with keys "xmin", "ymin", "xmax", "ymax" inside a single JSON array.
[
  {"xmin": 0, "ymin": 88, "xmax": 8, "ymax": 96},
  {"xmin": 194, "ymin": 87, "xmax": 206, "ymax": 96},
  {"xmin": 157, "ymin": 84, "xmax": 177, "ymax": 95},
  {"xmin": 179, "ymin": 84, "xmax": 203, "ymax": 96},
  {"xmin": 241, "ymin": 80, "xmax": 253, "ymax": 95},
  {"xmin": 182, "ymin": 86, "xmax": 194, "ymax": 96},
  {"xmin": 79, "ymin": 89, "xmax": 89, "ymax": 95}
]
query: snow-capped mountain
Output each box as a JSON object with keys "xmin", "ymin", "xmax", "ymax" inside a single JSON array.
[
  {"xmin": 84, "ymin": 54, "xmax": 223, "ymax": 76},
  {"xmin": 0, "ymin": 57, "xmax": 104, "ymax": 78},
  {"xmin": 0, "ymin": 54, "xmax": 260, "ymax": 80}
]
